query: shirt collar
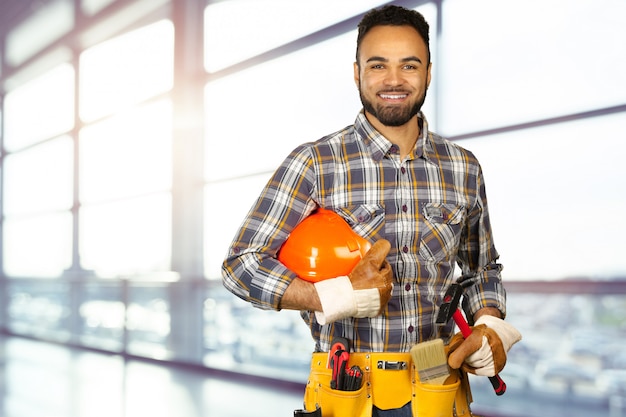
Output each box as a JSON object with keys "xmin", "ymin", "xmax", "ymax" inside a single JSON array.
[{"xmin": 354, "ymin": 110, "xmax": 433, "ymax": 162}]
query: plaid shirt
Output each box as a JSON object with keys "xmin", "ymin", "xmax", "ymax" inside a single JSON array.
[{"xmin": 222, "ymin": 111, "xmax": 506, "ymax": 353}]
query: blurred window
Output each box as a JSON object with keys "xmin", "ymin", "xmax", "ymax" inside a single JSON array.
[
  {"xmin": 3, "ymin": 212, "xmax": 73, "ymax": 277},
  {"xmin": 79, "ymin": 19, "xmax": 174, "ymax": 122},
  {"xmin": 7, "ymin": 281, "xmax": 71, "ymax": 340},
  {"xmin": 3, "ymin": 63, "xmax": 74, "ymax": 151},
  {"xmin": 79, "ymin": 193, "xmax": 172, "ymax": 277},
  {"xmin": 79, "ymin": 100, "xmax": 173, "ymax": 203},
  {"xmin": 204, "ymin": 31, "xmax": 360, "ymax": 182},
  {"xmin": 439, "ymin": 0, "xmax": 626, "ymax": 134},
  {"xmin": 80, "ymin": 283, "xmax": 125, "ymax": 351},
  {"xmin": 3, "ymin": 137, "xmax": 74, "ymax": 215},
  {"xmin": 5, "ymin": 0, "xmax": 74, "ymax": 67},
  {"xmin": 76, "ymin": 20, "xmax": 174, "ymax": 278},
  {"xmin": 204, "ymin": 175, "xmax": 271, "ymax": 279},
  {"xmin": 81, "ymin": 0, "xmax": 117, "ymax": 16},
  {"xmin": 204, "ymin": 0, "xmax": 390, "ymax": 73},
  {"xmin": 125, "ymin": 284, "xmax": 171, "ymax": 358},
  {"xmin": 459, "ymin": 113, "xmax": 626, "ymax": 281}
]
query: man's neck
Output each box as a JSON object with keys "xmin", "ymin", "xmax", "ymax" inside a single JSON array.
[{"xmin": 365, "ymin": 112, "xmax": 420, "ymax": 159}]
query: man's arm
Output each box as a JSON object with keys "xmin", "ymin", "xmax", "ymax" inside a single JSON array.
[
  {"xmin": 473, "ymin": 306, "xmax": 503, "ymax": 321},
  {"xmin": 457, "ymin": 160, "xmax": 507, "ymax": 320},
  {"xmin": 221, "ymin": 145, "xmax": 319, "ymax": 311},
  {"xmin": 279, "ymin": 278, "xmax": 322, "ymax": 311},
  {"xmin": 280, "ymin": 240, "xmax": 393, "ymax": 326},
  {"xmin": 449, "ymin": 162, "xmax": 521, "ymax": 376}
]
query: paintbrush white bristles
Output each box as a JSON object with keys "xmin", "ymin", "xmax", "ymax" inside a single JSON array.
[{"xmin": 410, "ymin": 338, "xmax": 450, "ymax": 385}]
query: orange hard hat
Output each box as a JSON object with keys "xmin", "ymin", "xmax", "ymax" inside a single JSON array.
[{"xmin": 278, "ymin": 208, "xmax": 372, "ymax": 283}]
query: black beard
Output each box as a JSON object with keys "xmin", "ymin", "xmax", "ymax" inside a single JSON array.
[{"xmin": 359, "ymin": 87, "xmax": 428, "ymax": 127}]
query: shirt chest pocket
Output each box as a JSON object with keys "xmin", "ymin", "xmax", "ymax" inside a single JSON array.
[
  {"xmin": 419, "ymin": 203, "xmax": 466, "ymax": 262},
  {"xmin": 335, "ymin": 204, "xmax": 386, "ymax": 242}
]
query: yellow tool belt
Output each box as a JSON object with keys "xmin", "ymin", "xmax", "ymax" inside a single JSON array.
[{"xmin": 303, "ymin": 352, "xmax": 474, "ymax": 417}]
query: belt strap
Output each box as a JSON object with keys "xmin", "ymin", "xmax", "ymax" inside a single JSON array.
[
  {"xmin": 311, "ymin": 352, "xmax": 412, "ymax": 368},
  {"xmin": 294, "ymin": 407, "xmax": 322, "ymax": 417}
]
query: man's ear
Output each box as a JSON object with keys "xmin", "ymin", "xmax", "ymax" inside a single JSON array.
[
  {"xmin": 426, "ymin": 62, "xmax": 432, "ymax": 88},
  {"xmin": 353, "ymin": 61, "xmax": 360, "ymax": 88}
]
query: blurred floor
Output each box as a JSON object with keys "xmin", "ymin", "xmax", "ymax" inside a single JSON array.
[{"xmin": 0, "ymin": 335, "xmax": 305, "ymax": 417}]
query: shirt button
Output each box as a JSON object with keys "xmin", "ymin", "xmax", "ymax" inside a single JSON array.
[
  {"xmin": 402, "ymin": 246, "xmax": 409, "ymax": 253},
  {"xmin": 404, "ymin": 283, "xmax": 411, "ymax": 291},
  {"xmin": 402, "ymin": 204, "xmax": 408, "ymax": 213},
  {"xmin": 408, "ymin": 325, "xmax": 414, "ymax": 333},
  {"xmin": 401, "ymin": 167, "xmax": 406, "ymax": 174},
  {"xmin": 390, "ymin": 145, "xmax": 398, "ymax": 154},
  {"xmin": 233, "ymin": 247, "xmax": 241, "ymax": 254}
]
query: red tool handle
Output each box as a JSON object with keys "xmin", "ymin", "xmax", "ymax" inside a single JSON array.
[
  {"xmin": 453, "ymin": 310, "xmax": 473, "ymax": 338},
  {"xmin": 452, "ymin": 309, "xmax": 506, "ymax": 396}
]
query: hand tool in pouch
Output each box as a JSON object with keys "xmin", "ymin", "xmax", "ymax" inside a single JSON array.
[
  {"xmin": 436, "ymin": 283, "xmax": 507, "ymax": 396},
  {"xmin": 345, "ymin": 365, "xmax": 363, "ymax": 391},
  {"xmin": 410, "ymin": 338, "xmax": 451, "ymax": 385},
  {"xmin": 328, "ymin": 337, "xmax": 350, "ymax": 390}
]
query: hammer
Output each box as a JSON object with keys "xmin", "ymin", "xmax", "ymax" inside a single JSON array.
[{"xmin": 436, "ymin": 283, "xmax": 506, "ymax": 396}]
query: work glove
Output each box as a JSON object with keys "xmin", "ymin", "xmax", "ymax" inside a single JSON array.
[
  {"xmin": 314, "ymin": 239, "xmax": 393, "ymax": 325},
  {"xmin": 447, "ymin": 315, "xmax": 522, "ymax": 377}
]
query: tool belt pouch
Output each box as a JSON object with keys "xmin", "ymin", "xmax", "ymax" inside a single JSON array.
[
  {"xmin": 304, "ymin": 353, "xmax": 464, "ymax": 417},
  {"xmin": 304, "ymin": 353, "xmax": 371, "ymax": 417},
  {"xmin": 411, "ymin": 371, "xmax": 460, "ymax": 417}
]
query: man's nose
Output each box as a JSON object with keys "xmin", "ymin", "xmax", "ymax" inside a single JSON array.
[{"xmin": 384, "ymin": 68, "xmax": 403, "ymax": 86}]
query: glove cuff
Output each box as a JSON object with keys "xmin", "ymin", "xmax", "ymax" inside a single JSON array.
[
  {"xmin": 475, "ymin": 315, "xmax": 522, "ymax": 352},
  {"xmin": 352, "ymin": 288, "xmax": 381, "ymax": 318},
  {"xmin": 314, "ymin": 276, "xmax": 356, "ymax": 325}
]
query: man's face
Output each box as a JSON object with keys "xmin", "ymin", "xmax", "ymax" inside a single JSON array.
[{"xmin": 354, "ymin": 25, "xmax": 432, "ymax": 128}]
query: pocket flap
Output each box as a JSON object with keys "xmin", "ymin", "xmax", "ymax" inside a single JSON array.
[{"xmin": 423, "ymin": 203, "xmax": 466, "ymax": 225}]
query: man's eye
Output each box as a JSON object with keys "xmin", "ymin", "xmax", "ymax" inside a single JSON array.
[
  {"xmin": 371, "ymin": 64, "xmax": 385, "ymax": 70},
  {"xmin": 403, "ymin": 64, "xmax": 417, "ymax": 70}
]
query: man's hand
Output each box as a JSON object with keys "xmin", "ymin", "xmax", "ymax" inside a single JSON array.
[
  {"xmin": 314, "ymin": 239, "xmax": 393, "ymax": 325},
  {"xmin": 447, "ymin": 315, "xmax": 522, "ymax": 376}
]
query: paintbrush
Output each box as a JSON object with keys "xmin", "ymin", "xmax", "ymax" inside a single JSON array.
[{"xmin": 410, "ymin": 338, "xmax": 450, "ymax": 385}]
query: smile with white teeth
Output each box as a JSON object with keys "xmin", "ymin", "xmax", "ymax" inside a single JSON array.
[{"xmin": 379, "ymin": 93, "xmax": 408, "ymax": 100}]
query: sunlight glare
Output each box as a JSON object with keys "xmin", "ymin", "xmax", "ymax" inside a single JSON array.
[{"xmin": 79, "ymin": 19, "xmax": 174, "ymax": 123}]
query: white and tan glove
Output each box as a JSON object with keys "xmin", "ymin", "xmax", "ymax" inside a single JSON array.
[
  {"xmin": 314, "ymin": 239, "xmax": 394, "ymax": 325},
  {"xmin": 447, "ymin": 315, "xmax": 522, "ymax": 376}
]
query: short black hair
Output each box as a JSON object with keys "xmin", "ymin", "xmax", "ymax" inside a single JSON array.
[{"xmin": 356, "ymin": 5, "xmax": 430, "ymax": 64}]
